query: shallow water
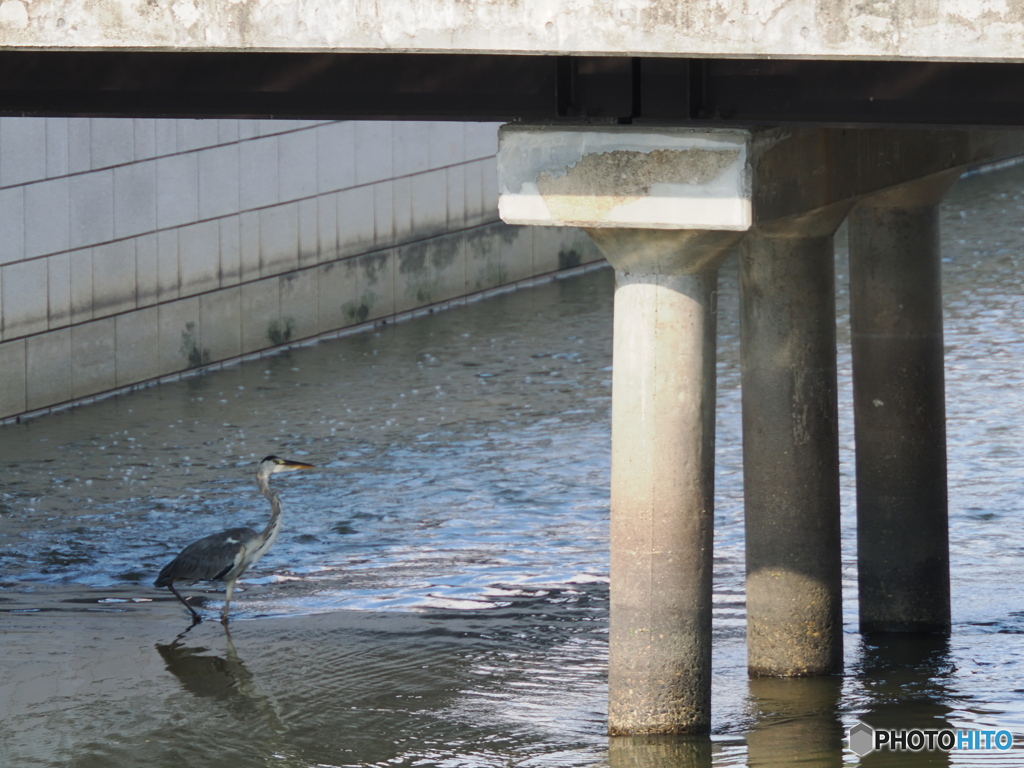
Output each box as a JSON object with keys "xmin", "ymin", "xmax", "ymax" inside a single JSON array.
[{"xmin": 3, "ymin": 164, "xmax": 1024, "ymax": 766}]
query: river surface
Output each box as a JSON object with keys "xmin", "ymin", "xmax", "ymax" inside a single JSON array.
[{"xmin": 3, "ymin": 164, "xmax": 1024, "ymax": 766}]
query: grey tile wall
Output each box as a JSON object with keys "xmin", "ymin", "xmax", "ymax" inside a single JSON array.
[{"xmin": 0, "ymin": 119, "xmax": 604, "ymax": 421}]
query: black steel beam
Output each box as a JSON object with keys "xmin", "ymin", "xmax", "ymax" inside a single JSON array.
[
  {"xmin": 697, "ymin": 60, "xmax": 1024, "ymax": 129},
  {"xmin": 0, "ymin": 51, "xmax": 1021, "ymax": 128}
]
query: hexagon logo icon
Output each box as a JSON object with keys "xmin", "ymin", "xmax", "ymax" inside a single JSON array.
[{"xmin": 849, "ymin": 722, "xmax": 875, "ymax": 756}]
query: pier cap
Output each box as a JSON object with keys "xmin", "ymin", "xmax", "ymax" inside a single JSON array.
[
  {"xmin": 498, "ymin": 126, "xmax": 752, "ymax": 231},
  {"xmin": 498, "ymin": 125, "xmax": 1024, "ymax": 232}
]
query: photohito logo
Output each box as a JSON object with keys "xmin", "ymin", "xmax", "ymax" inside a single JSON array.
[{"xmin": 849, "ymin": 722, "xmax": 1015, "ymax": 757}]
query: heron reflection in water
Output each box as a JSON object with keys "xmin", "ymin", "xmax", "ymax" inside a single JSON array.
[
  {"xmin": 155, "ymin": 455, "xmax": 315, "ymax": 624},
  {"xmin": 156, "ymin": 625, "xmax": 285, "ymax": 731}
]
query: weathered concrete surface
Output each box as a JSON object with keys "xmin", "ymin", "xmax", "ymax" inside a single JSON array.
[
  {"xmin": 6, "ymin": 0, "xmax": 1024, "ymax": 62},
  {"xmin": 585, "ymin": 227, "xmax": 743, "ymax": 274},
  {"xmin": 849, "ymin": 175, "xmax": 953, "ymax": 635},
  {"xmin": 499, "ymin": 126, "xmax": 1024, "ymax": 231},
  {"xmin": 603, "ymin": 230, "xmax": 742, "ymax": 735},
  {"xmin": 500, "ymin": 129, "xmax": 749, "ymax": 230},
  {"xmin": 740, "ymin": 211, "xmax": 845, "ymax": 677}
]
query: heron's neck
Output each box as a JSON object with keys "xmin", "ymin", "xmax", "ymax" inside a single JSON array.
[{"xmin": 256, "ymin": 473, "xmax": 284, "ymax": 543}]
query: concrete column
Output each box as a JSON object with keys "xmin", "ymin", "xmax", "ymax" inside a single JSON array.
[
  {"xmin": 587, "ymin": 228, "xmax": 743, "ymax": 735},
  {"xmin": 848, "ymin": 174, "xmax": 957, "ymax": 635},
  {"xmin": 740, "ymin": 211, "xmax": 846, "ymax": 677}
]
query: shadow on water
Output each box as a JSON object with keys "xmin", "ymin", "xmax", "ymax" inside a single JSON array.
[
  {"xmin": 746, "ymin": 675, "xmax": 844, "ymax": 766},
  {"xmin": 7, "ymin": 586, "xmax": 608, "ymax": 768},
  {"xmin": 853, "ymin": 634, "xmax": 955, "ymax": 768},
  {"xmin": 53, "ymin": 611, "xmax": 478, "ymax": 768},
  {"xmin": 155, "ymin": 625, "xmax": 286, "ymax": 733},
  {"xmin": 609, "ymin": 734, "xmax": 713, "ymax": 768}
]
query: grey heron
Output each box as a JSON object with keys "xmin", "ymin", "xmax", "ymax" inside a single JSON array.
[{"xmin": 154, "ymin": 455, "xmax": 315, "ymax": 624}]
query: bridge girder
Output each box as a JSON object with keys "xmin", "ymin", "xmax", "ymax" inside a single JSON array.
[{"xmin": 0, "ymin": 52, "xmax": 1022, "ymax": 129}]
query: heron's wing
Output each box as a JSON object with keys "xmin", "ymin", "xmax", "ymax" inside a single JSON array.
[{"xmin": 155, "ymin": 527, "xmax": 259, "ymax": 585}]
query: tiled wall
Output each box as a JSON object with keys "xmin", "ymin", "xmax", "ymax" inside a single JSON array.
[{"xmin": 0, "ymin": 118, "xmax": 601, "ymax": 421}]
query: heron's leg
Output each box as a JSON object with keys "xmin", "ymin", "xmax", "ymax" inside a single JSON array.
[
  {"xmin": 167, "ymin": 582, "xmax": 202, "ymax": 624},
  {"xmin": 221, "ymin": 579, "xmax": 237, "ymax": 624},
  {"xmin": 223, "ymin": 623, "xmax": 238, "ymax": 658}
]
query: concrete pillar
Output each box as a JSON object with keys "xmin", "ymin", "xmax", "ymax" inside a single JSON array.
[
  {"xmin": 848, "ymin": 174, "xmax": 957, "ymax": 635},
  {"xmin": 740, "ymin": 211, "xmax": 847, "ymax": 677},
  {"xmin": 587, "ymin": 228, "xmax": 743, "ymax": 735}
]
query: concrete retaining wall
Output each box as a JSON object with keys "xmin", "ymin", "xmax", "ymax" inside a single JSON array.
[{"xmin": 0, "ymin": 117, "xmax": 602, "ymax": 421}]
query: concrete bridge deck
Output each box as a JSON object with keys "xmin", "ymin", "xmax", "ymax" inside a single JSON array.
[{"xmin": 1, "ymin": 0, "xmax": 1022, "ymax": 62}]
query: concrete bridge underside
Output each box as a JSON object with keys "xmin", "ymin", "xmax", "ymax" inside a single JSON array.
[{"xmin": 3, "ymin": 0, "xmax": 1023, "ymax": 738}]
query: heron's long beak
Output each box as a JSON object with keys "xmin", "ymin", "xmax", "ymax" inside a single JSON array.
[{"xmin": 281, "ymin": 459, "xmax": 316, "ymax": 470}]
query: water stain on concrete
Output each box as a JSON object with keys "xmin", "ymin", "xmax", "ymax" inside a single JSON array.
[
  {"xmin": 536, "ymin": 148, "xmax": 740, "ymax": 223},
  {"xmin": 179, "ymin": 321, "xmax": 210, "ymax": 369},
  {"xmin": 267, "ymin": 318, "xmax": 294, "ymax": 346}
]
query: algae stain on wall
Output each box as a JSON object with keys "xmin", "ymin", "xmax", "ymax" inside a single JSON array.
[
  {"xmin": 399, "ymin": 242, "xmax": 433, "ymax": 309},
  {"xmin": 267, "ymin": 318, "xmax": 295, "ymax": 346},
  {"xmin": 342, "ymin": 292, "xmax": 375, "ymax": 324},
  {"xmin": 180, "ymin": 321, "xmax": 211, "ymax": 369},
  {"xmin": 558, "ymin": 247, "xmax": 582, "ymax": 270}
]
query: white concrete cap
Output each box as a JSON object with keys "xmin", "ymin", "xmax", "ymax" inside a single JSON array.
[{"xmin": 498, "ymin": 126, "xmax": 752, "ymax": 231}]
